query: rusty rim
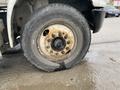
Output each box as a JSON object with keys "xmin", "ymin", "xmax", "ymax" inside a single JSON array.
[{"xmin": 37, "ymin": 24, "xmax": 75, "ymax": 62}]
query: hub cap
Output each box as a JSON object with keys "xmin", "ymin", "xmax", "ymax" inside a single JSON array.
[
  {"xmin": 51, "ymin": 37, "xmax": 66, "ymax": 51},
  {"xmin": 37, "ymin": 24, "xmax": 75, "ymax": 62}
]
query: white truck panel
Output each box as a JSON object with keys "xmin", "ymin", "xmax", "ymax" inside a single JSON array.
[{"xmin": 92, "ymin": 0, "xmax": 109, "ymax": 7}]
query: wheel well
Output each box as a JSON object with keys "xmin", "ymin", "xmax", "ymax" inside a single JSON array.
[{"xmin": 13, "ymin": 0, "xmax": 93, "ymax": 44}]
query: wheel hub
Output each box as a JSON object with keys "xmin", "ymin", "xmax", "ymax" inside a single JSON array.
[
  {"xmin": 51, "ymin": 37, "xmax": 66, "ymax": 51},
  {"xmin": 37, "ymin": 24, "xmax": 75, "ymax": 62}
]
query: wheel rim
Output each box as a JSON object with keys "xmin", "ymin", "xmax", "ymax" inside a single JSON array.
[{"xmin": 37, "ymin": 24, "xmax": 76, "ymax": 62}]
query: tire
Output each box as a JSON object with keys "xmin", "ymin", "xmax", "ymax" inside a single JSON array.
[{"xmin": 22, "ymin": 4, "xmax": 91, "ymax": 72}]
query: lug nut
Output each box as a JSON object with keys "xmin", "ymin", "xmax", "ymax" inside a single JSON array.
[
  {"xmin": 61, "ymin": 51, "xmax": 65, "ymax": 54},
  {"xmin": 66, "ymin": 47, "xmax": 69, "ymax": 50},
  {"xmin": 58, "ymin": 32, "xmax": 62, "ymax": 37},
  {"xmin": 52, "ymin": 34, "xmax": 56, "ymax": 38},
  {"xmin": 56, "ymin": 53, "xmax": 59, "ymax": 55},
  {"xmin": 67, "ymin": 41, "xmax": 71, "ymax": 44},
  {"xmin": 47, "ymin": 39, "xmax": 51, "ymax": 42},
  {"xmin": 46, "ymin": 46, "xmax": 50, "ymax": 49},
  {"xmin": 50, "ymin": 50, "xmax": 53, "ymax": 53},
  {"xmin": 64, "ymin": 34, "xmax": 68, "ymax": 39}
]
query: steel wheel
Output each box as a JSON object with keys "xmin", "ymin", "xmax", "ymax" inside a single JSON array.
[{"xmin": 37, "ymin": 24, "xmax": 76, "ymax": 62}]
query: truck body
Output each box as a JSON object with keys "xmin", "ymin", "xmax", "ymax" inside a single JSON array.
[{"xmin": 0, "ymin": 0, "xmax": 110, "ymax": 71}]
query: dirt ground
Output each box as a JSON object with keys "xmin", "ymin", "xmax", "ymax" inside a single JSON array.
[{"xmin": 0, "ymin": 17, "xmax": 120, "ymax": 90}]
